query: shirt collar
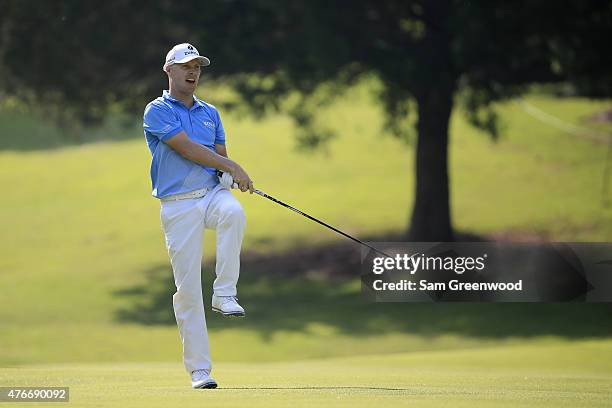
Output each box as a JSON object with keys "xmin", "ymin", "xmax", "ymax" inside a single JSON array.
[
  {"xmin": 162, "ymin": 90, "xmax": 205, "ymax": 109},
  {"xmin": 193, "ymin": 97, "xmax": 206, "ymax": 108}
]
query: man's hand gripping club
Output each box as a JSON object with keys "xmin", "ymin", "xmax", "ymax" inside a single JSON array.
[{"xmin": 219, "ymin": 167, "xmax": 253, "ymax": 193}]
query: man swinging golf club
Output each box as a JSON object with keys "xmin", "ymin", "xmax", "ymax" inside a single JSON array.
[{"xmin": 143, "ymin": 43, "xmax": 254, "ymax": 389}]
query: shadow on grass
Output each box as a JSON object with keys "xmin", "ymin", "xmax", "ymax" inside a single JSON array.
[{"xmin": 113, "ymin": 231, "xmax": 612, "ymax": 340}]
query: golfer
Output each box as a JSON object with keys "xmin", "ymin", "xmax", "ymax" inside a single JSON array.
[{"xmin": 143, "ymin": 43, "xmax": 254, "ymax": 389}]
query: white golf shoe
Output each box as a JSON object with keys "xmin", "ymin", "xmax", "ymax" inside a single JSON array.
[
  {"xmin": 191, "ymin": 369, "xmax": 217, "ymax": 389},
  {"xmin": 212, "ymin": 295, "xmax": 245, "ymax": 317}
]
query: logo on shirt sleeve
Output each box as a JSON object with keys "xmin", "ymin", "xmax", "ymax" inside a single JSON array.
[{"xmin": 203, "ymin": 121, "xmax": 215, "ymax": 128}]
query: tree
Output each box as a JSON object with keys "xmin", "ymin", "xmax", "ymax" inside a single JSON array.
[{"xmin": 1, "ymin": 0, "xmax": 611, "ymax": 240}]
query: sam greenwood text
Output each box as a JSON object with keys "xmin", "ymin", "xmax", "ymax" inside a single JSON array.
[{"xmin": 372, "ymin": 279, "xmax": 523, "ymax": 291}]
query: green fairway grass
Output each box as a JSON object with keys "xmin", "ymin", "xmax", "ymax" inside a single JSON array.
[
  {"xmin": 0, "ymin": 80, "xmax": 611, "ymax": 407},
  {"xmin": 2, "ymin": 340, "xmax": 611, "ymax": 408}
]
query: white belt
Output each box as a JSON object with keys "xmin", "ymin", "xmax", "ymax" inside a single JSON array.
[{"xmin": 161, "ymin": 187, "xmax": 210, "ymax": 202}]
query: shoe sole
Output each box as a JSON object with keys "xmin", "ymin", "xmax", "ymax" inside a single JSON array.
[
  {"xmin": 212, "ymin": 307, "xmax": 245, "ymax": 317},
  {"xmin": 194, "ymin": 381, "xmax": 218, "ymax": 389}
]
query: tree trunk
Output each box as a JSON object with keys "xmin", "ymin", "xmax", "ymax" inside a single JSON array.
[
  {"xmin": 407, "ymin": 0, "xmax": 455, "ymax": 242},
  {"xmin": 408, "ymin": 88, "xmax": 454, "ymax": 241}
]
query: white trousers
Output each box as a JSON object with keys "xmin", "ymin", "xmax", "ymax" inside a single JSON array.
[{"xmin": 160, "ymin": 184, "xmax": 246, "ymax": 373}]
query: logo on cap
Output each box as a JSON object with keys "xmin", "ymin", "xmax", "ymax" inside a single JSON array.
[{"xmin": 187, "ymin": 45, "xmax": 194, "ymax": 50}]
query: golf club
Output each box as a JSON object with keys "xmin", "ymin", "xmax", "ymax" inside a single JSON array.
[{"xmin": 217, "ymin": 171, "xmax": 392, "ymax": 259}]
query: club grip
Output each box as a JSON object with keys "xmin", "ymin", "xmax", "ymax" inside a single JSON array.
[{"xmin": 216, "ymin": 170, "xmax": 239, "ymax": 189}]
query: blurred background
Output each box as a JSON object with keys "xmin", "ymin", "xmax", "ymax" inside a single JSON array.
[{"xmin": 0, "ymin": 0, "xmax": 611, "ymax": 405}]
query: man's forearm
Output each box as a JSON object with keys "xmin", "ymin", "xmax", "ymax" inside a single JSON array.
[
  {"xmin": 164, "ymin": 131, "xmax": 252, "ymax": 191},
  {"xmin": 215, "ymin": 144, "xmax": 228, "ymax": 158},
  {"xmin": 183, "ymin": 142, "xmax": 236, "ymax": 173}
]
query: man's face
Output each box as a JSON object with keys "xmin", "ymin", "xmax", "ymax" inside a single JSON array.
[{"xmin": 167, "ymin": 59, "xmax": 201, "ymax": 93}]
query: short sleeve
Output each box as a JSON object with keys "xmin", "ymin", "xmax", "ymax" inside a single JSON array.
[
  {"xmin": 143, "ymin": 103, "xmax": 182, "ymax": 141},
  {"xmin": 213, "ymin": 108, "xmax": 226, "ymax": 145}
]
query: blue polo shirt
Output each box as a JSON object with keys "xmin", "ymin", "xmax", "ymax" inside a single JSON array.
[{"xmin": 143, "ymin": 90, "xmax": 225, "ymax": 198}]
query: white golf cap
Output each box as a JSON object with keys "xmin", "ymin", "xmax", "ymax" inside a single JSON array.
[{"xmin": 163, "ymin": 43, "xmax": 211, "ymax": 71}]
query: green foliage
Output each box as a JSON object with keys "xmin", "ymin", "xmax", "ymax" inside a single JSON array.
[
  {"xmin": 1, "ymin": 1, "xmax": 610, "ymax": 135},
  {"xmin": 2, "ymin": 0, "xmax": 610, "ymax": 238}
]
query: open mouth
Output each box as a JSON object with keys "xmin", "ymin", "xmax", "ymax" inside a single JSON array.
[{"xmin": 186, "ymin": 78, "xmax": 196, "ymax": 84}]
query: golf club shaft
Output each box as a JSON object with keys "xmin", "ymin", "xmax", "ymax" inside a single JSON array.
[
  {"xmin": 253, "ymin": 188, "xmax": 392, "ymax": 259},
  {"xmin": 217, "ymin": 170, "xmax": 391, "ymax": 258}
]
